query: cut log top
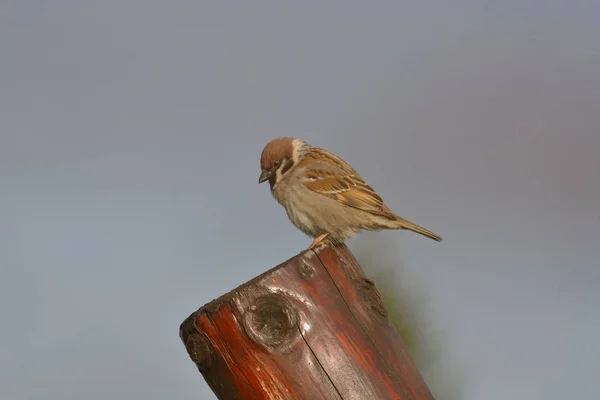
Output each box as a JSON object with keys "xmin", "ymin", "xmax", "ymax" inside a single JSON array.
[{"xmin": 180, "ymin": 245, "xmax": 435, "ymax": 400}]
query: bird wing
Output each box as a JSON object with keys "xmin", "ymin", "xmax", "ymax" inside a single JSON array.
[{"xmin": 298, "ymin": 148, "xmax": 396, "ymax": 219}]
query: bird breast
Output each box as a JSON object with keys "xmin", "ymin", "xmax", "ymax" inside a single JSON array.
[
  {"xmin": 272, "ymin": 175, "xmax": 320, "ymax": 237},
  {"xmin": 271, "ymin": 169, "xmax": 362, "ymax": 242}
]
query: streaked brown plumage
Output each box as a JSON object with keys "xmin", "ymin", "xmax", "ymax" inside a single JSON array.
[{"xmin": 259, "ymin": 137, "xmax": 442, "ymax": 248}]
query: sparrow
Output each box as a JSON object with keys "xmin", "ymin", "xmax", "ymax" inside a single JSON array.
[{"xmin": 259, "ymin": 137, "xmax": 442, "ymax": 249}]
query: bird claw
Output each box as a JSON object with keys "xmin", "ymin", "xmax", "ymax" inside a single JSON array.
[{"xmin": 309, "ymin": 233, "xmax": 330, "ymax": 250}]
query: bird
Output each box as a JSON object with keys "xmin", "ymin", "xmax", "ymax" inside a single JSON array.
[{"xmin": 258, "ymin": 137, "xmax": 442, "ymax": 249}]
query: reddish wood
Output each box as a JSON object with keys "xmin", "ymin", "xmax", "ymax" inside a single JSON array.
[{"xmin": 180, "ymin": 245, "xmax": 435, "ymax": 400}]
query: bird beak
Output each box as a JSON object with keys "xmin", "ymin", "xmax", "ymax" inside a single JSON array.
[{"xmin": 258, "ymin": 170, "xmax": 271, "ymax": 183}]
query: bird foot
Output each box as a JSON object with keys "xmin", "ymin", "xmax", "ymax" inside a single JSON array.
[{"xmin": 309, "ymin": 233, "xmax": 330, "ymax": 250}]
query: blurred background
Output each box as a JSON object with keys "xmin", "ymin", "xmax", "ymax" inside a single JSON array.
[{"xmin": 1, "ymin": 1, "xmax": 599, "ymax": 399}]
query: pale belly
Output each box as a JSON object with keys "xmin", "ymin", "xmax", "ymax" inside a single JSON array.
[
  {"xmin": 272, "ymin": 179, "xmax": 361, "ymax": 242},
  {"xmin": 284, "ymin": 201, "xmax": 320, "ymax": 237},
  {"xmin": 272, "ymin": 181, "xmax": 320, "ymax": 237}
]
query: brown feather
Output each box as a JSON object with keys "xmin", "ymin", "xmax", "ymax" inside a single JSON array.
[
  {"xmin": 298, "ymin": 154, "xmax": 397, "ymax": 220},
  {"xmin": 260, "ymin": 137, "xmax": 294, "ymax": 171},
  {"xmin": 392, "ymin": 218, "xmax": 443, "ymax": 242}
]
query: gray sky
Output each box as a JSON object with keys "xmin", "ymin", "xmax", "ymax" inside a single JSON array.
[{"xmin": 1, "ymin": 2, "xmax": 599, "ymax": 399}]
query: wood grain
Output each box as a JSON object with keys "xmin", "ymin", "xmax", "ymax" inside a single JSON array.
[{"xmin": 180, "ymin": 245, "xmax": 435, "ymax": 400}]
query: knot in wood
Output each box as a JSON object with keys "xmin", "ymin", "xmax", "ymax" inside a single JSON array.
[
  {"xmin": 243, "ymin": 293, "xmax": 298, "ymax": 348},
  {"xmin": 298, "ymin": 260, "xmax": 315, "ymax": 279},
  {"xmin": 184, "ymin": 332, "xmax": 212, "ymax": 371},
  {"xmin": 356, "ymin": 278, "xmax": 388, "ymax": 322}
]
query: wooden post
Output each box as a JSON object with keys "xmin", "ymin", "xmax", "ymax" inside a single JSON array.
[{"xmin": 179, "ymin": 245, "xmax": 435, "ymax": 400}]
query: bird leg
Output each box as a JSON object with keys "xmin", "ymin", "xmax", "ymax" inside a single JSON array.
[{"xmin": 309, "ymin": 233, "xmax": 330, "ymax": 250}]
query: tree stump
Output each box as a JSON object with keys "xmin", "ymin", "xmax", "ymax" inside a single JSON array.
[{"xmin": 179, "ymin": 245, "xmax": 435, "ymax": 400}]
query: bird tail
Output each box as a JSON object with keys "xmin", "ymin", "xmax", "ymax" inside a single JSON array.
[{"xmin": 391, "ymin": 216, "xmax": 442, "ymax": 242}]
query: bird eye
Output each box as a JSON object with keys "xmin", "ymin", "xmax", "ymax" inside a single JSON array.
[{"xmin": 274, "ymin": 160, "xmax": 281, "ymax": 167}]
